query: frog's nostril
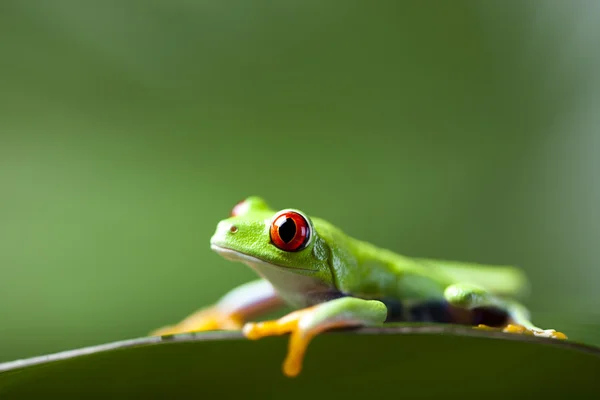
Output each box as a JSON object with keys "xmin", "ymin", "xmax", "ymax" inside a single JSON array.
[{"xmin": 229, "ymin": 225, "xmax": 238, "ymax": 233}]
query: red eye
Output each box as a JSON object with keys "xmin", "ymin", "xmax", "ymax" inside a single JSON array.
[
  {"xmin": 231, "ymin": 199, "xmax": 249, "ymax": 217},
  {"xmin": 270, "ymin": 211, "xmax": 311, "ymax": 252}
]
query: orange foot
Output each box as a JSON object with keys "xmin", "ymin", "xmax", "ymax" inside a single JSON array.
[
  {"xmin": 151, "ymin": 306, "xmax": 243, "ymax": 336},
  {"xmin": 475, "ymin": 323, "xmax": 567, "ymax": 340},
  {"xmin": 243, "ymin": 306, "xmax": 352, "ymax": 378},
  {"xmin": 243, "ymin": 307, "xmax": 316, "ymax": 377}
]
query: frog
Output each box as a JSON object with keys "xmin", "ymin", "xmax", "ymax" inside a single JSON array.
[{"xmin": 151, "ymin": 196, "xmax": 567, "ymax": 377}]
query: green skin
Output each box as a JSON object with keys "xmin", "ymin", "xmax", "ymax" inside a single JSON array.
[
  {"xmin": 158, "ymin": 196, "xmax": 565, "ymax": 376},
  {"xmin": 212, "ymin": 196, "xmax": 541, "ymax": 325}
]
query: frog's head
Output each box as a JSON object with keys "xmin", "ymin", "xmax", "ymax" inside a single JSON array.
[{"xmin": 210, "ymin": 196, "xmax": 334, "ymax": 286}]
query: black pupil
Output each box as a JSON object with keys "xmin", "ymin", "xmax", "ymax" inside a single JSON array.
[{"xmin": 278, "ymin": 218, "xmax": 297, "ymax": 243}]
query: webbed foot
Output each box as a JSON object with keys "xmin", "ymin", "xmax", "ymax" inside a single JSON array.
[
  {"xmin": 475, "ymin": 323, "xmax": 567, "ymax": 340},
  {"xmin": 243, "ymin": 297, "xmax": 388, "ymax": 377},
  {"xmin": 243, "ymin": 307, "xmax": 323, "ymax": 377},
  {"xmin": 151, "ymin": 306, "xmax": 243, "ymax": 336}
]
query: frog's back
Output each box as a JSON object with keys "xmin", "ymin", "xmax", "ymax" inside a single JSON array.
[
  {"xmin": 312, "ymin": 216, "xmax": 529, "ymax": 301},
  {"xmin": 348, "ymin": 235, "xmax": 529, "ymax": 299},
  {"xmin": 414, "ymin": 257, "xmax": 529, "ymax": 298}
]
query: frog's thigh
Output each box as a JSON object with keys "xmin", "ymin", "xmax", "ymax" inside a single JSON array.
[
  {"xmin": 443, "ymin": 283, "xmax": 496, "ymax": 309},
  {"xmin": 151, "ymin": 279, "xmax": 280, "ymax": 336},
  {"xmin": 444, "ymin": 283, "xmax": 567, "ymax": 340},
  {"xmin": 244, "ymin": 297, "xmax": 388, "ymax": 377},
  {"xmin": 444, "ymin": 282, "xmax": 522, "ymax": 327}
]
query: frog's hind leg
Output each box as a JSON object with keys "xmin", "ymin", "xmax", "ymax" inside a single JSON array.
[
  {"xmin": 151, "ymin": 279, "xmax": 282, "ymax": 336},
  {"xmin": 443, "ymin": 283, "xmax": 567, "ymax": 340},
  {"xmin": 497, "ymin": 300, "xmax": 567, "ymax": 339}
]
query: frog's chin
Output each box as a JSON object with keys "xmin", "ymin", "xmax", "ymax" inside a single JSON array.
[
  {"xmin": 211, "ymin": 244, "xmax": 336, "ymax": 309},
  {"xmin": 210, "ymin": 244, "xmax": 317, "ymax": 273}
]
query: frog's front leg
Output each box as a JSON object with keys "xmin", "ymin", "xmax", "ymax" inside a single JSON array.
[
  {"xmin": 243, "ymin": 297, "xmax": 387, "ymax": 377},
  {"xmin": 151, "ymin": 279, "xmax": 282, "ymax": 336},
  {"xmin": 444, "ymin": 283, "xmax": 567, "ymax": 339}
]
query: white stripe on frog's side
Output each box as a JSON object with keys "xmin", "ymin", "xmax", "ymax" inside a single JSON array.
[{"xmin": 211, "ymin": 245, "xmax": 337, "ymax": 309}]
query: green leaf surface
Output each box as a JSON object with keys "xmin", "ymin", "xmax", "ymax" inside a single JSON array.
[{"xmin": 1, "ymin": 325, "xmax": 599, "ymax": 399}]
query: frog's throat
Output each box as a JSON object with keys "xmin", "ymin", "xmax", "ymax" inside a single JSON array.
[
  {"xmin": 211, "ymin": 244, "xmax": 334, "ymax": 308},
  {"xmin": 210, "ymin": 245, "xmax": 318, "ymax": 272}
]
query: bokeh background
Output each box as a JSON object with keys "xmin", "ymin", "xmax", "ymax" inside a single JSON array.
[{"xmin": 1, "ymin": 0, "xmax": 599, "ymax": 363}]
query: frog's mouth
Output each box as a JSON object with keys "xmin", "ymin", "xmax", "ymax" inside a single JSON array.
[{"xmin": 210, "ymin": 244, "xmax": 318, "ymax": 273}]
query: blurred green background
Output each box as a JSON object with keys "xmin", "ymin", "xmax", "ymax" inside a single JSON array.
[{"xmin": 1, "ymin": 0, "xmax": 599, "ymax": 363}]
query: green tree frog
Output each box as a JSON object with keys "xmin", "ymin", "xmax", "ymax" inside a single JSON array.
[{"xmin": 152, "ymin": 196, "xmax": 567, "ymax": 377}]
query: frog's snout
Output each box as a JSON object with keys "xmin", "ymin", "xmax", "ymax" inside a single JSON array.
[
  {"xmin": 210, "ymin": 220, "xmax": 240, "ymax": 246},
  {"xmin": 219, "ymin": 221, "xmax": 239, "ymax": 236}
]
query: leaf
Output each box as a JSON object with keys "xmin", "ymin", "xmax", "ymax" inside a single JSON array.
[{"xmin": 1, "ymin": 325, "xmax": 599, "ymax": 398}]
